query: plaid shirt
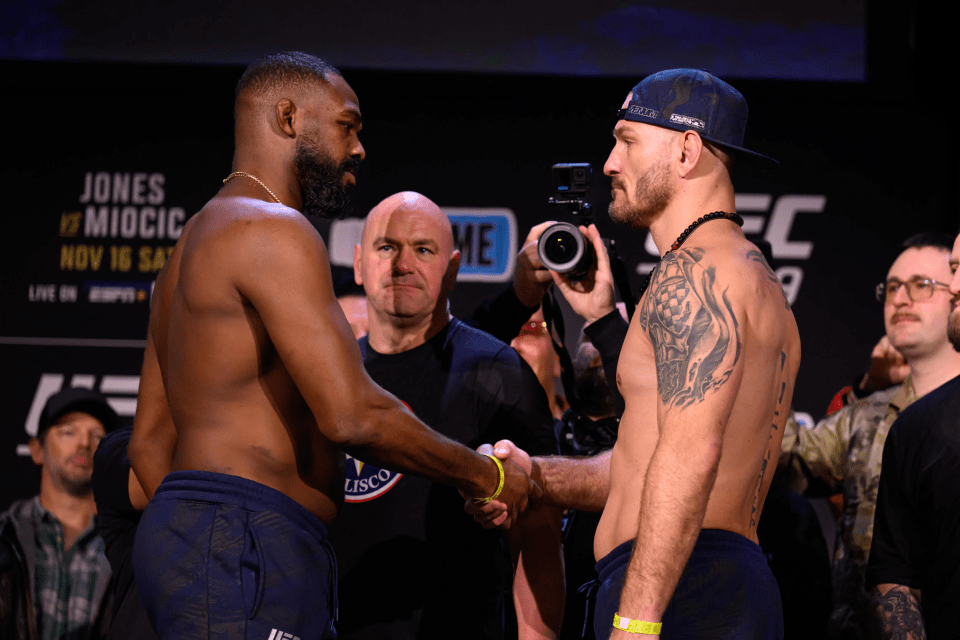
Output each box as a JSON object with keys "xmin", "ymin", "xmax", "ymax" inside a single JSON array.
[{"xmin": 31, "ymin": 497, "xmax": 107, "ymax": 640}]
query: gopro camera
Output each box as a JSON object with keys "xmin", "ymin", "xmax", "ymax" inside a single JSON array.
[
  {"xmin": 552, "ymin": 163, "xmax": 592, "ymax": 195},
  {"xmin": 539, "ymin": 163, "xmax": 594, "ymax": 280}
]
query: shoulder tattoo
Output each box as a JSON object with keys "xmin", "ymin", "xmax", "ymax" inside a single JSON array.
[
  {"xmin": 639, "ymin": 247, "xmax": 741, "ymax": 408},
  {"xmin": 746, "ymin": 249, "xmax": 790, "ymax": 309}
]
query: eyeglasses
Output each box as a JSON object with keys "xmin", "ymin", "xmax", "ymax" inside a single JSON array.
[{"xmin": 875, "ymin": 277, "xmax": 952, "ymax": 303}]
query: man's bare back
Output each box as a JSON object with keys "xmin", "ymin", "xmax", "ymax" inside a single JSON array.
[
  {"xmin": 596, "ymin": 228, "xmax": 800, "ymax": 558},
  {"xmin": 153, "ymin": 197, "xmax": 346, "ymax": 522}
]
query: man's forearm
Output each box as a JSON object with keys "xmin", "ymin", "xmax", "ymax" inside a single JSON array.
[
  {"xmin": 870, "ymin": 584, "xmax": 926, "ymax": 640},
  {"xmin": 340, "ymin": 390, "xmax": 504, "ymax": 500},
  {"xmin": 618, "ymin": 436, "xmax": 720, "ymax": 623},
  {"xmin": 533, "ymin": 449, "xmax": 611, "ymax": 511},
  {"xmin": 511, "ymin": 506, "xmax": 565, "ymax": 640}
]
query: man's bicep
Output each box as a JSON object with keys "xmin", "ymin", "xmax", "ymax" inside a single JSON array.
[
  {"xmin": 642, "ymin": 249, "xmax": 744, "ymax": 434},
  {"xmin": 236, "ymin": 219, "xmax": 374, "ymax": 434}
]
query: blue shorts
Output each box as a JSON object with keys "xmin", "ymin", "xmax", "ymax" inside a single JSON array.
[
  {"xmin": 133, "ymin": 471, "xmax": 338, "ymax": 640},
  {"xmin": 594, "ymin": 529, "xmax": 783, "ymax": 640}
]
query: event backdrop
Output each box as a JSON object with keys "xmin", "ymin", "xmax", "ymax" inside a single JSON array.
[
  {"xmin": 1, "ymin": 60, "xmax": 956, "ymax": 508},
  {"xmin": 6, "ymin": 1, "xmax": 864, "ymax": 80}
]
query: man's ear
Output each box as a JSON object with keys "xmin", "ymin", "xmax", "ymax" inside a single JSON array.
[
  {"xmin": 275, "ymin": 98, "xmax": 298, "ymax": 137},
  {"xmin": 443, "ymin": 250, "xmax": 461, "ymax": 291},
  {"xmin": 28, "ymin": 437, "xmax": 43, "ymax": 466},
  {"xmin": 353, "ymin": 244, "xmax": 363, "ymax": 286},
  {"xmin": 677, "ymin": 130, "xmax": 704, "ymax": 178}
]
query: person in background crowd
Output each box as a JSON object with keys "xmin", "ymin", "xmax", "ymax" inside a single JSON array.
[
  {"xmin": 779, "ymin": 232, "xmax": 960, "ymax": 639},
  {"xmin": 0, "ymin": 387, "xmax": 121, "ymax": 640},
  {"xmin": 865, "ymin": 229, "xmax": 960, "ymax": 640},
  {"xmin": 510, "ymin": 307, "xmax": 566, "ymax": 421},
  {"xmin": 822, "ymin": 336, "xmax": 909, "ymax": 416},
  {"xmin": 333, "ymin": 266, "xmax": 370, "ymax": 339},
  {"xmin": 329, "ymin": 191, "xmax": 564, "ymax": 640}
]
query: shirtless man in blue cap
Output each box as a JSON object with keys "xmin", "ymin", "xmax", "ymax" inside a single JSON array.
[{"xmin": 474, "ymin": 69, "xmax": 800, "ymax": 639}]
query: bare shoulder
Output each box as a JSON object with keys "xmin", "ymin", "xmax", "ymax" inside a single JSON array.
[
  {"xmin": 702, "ymin": 237, "xmax": 800, "ymax": 370},
  {"xmin": 671, "ymin": 236, "xmax": 790, "ymax": 316},
  {"xmin": 639, "ymin": 245, "xmax": 743, "ymax": 408},
  {"xmin": 183, "ymin": 197, "xmax": 330, "ymax": 283},
  {"xmin": 638, "ymin": 234, "xmax": 799, "ymax": 408},
  {"xmin": 191, "ymin": 196, "xmax": 323, "ymax": 253}
]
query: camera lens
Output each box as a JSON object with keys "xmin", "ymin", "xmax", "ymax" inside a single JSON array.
[
  {"xmin": 544, "ymin": 231, "xmax": 578, "ymax": 263},
  {"xmin": 537, "ymin": 222, "xmax": 595, "ymax": 281}
]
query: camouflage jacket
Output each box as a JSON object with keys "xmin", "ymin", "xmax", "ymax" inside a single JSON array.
[{"xmin": 779, "ymin": 379, "xmax": 916, "ymax": 638}]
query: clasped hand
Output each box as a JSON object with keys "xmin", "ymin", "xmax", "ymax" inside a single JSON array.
[{"xmin": 464, "ymin": 440, "xmax": 539, "ymax": 529}]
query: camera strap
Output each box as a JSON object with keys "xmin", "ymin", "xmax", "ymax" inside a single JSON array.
[
  {"xmin": 605, "ymin": 238, "xmax": 636, "ymax": 321},
  {"xmin": 541, "ymin": 288, "xmax": 580, "ymax": 415}
]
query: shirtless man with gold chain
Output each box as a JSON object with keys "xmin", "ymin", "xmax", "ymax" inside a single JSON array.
[{"xmin": 127, "ymin": 52, "xmax": 535, "ymax": 640}]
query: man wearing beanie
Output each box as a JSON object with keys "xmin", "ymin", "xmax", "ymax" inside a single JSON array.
[
  {"xmin": 0, "ymin": 387, "xmax": 120, "ymax": 640},
  {"xmin": 475, "ymin": 69, "xmax": 799, "ymax": 639}
]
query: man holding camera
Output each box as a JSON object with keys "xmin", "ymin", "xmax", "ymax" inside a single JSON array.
[{"xmin": 475, "ymin": 69, "xmax": 800, "ymax": 639}]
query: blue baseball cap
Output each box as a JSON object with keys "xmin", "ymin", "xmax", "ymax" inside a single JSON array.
[{"xmin": 617, "ymin": 68, "xmax": 778, "ymax": 169}]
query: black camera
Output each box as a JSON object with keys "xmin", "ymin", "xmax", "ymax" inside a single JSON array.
[
  {"xmin": 539, "ymin": 163, "xmax": 594, "ymax": 280},
  {"xmin": 552, "ymin": 163, "xmax": 592, "ymax": 195}
]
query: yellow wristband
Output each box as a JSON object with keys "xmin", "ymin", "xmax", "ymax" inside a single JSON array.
[
  {"xmin": 613, "ymin": 614, "xmax": 661, "ymax": 635},
  {"xmin": 472, "ymin": 454, "xmax": 505, "ymax": 504}
]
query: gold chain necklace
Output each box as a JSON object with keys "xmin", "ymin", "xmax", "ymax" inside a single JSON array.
[{"xmin": 222, "ymin": 171, "xmax": 281, "ymax": 203}]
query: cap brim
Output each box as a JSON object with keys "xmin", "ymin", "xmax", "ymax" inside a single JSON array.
[
  {"xmin": 712, "ymin": 140, "xmax": 780, "ymax": 170},
  {"xmin": 616, "ymin": 108, "xmax": 779, "ymax": 170}
]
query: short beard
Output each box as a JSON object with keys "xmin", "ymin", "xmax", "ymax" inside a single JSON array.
[
  {"xmin": 294, "ymin": 136, "xmax": 361, "ymax": 219},
  {"xmin": 54, "ymin": 468, "xmax": 93, "ymax": 497},
  {"xmin": 607, "ymin": 159, "xmax": 672, "ymax": 230},
  {"xmin": 950, "ymin": 309, "xmax": 960, "ymax": 352}
]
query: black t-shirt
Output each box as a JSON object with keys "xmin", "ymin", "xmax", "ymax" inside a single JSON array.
[
  {"xmin": 866, "ymin": 373, "xmax": 960, "ymax": 639},
  {"xmin": 328, "ymin": 318, "xmax": 559, "ymax": 640},
  {"xmin": 91, "ymin": 427, "xmax": 157, "ymax": 640}
]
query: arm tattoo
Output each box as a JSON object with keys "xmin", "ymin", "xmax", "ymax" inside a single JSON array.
[
  {"xmin": 746, "ymin": 249, "xmax": 790, "ymax": 309},
  {"xmin": 639, "ymin": 248, "xmax": 741, "ymax": 408},
  {"xmin": 870, "ymin": 585, "xmax": 926, "ymax": 640}
]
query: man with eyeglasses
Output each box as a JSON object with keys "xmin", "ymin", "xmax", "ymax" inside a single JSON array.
[
  {"xmin": 865, "ymin": 231, "xmax": 960, "ymax": 639},
  {"xmin": 779, "ymin": 231, "xmax": 960, "ymax": 639}
]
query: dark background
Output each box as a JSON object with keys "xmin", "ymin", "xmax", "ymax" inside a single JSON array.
[{"xmin": 1, "ymin": 1, "xmax": 956, "ymax": 508}]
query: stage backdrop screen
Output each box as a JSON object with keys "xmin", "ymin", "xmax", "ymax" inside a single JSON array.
[{"xmin": 5, "ymin": 0, "xmax": 864, "ymax": 81}]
